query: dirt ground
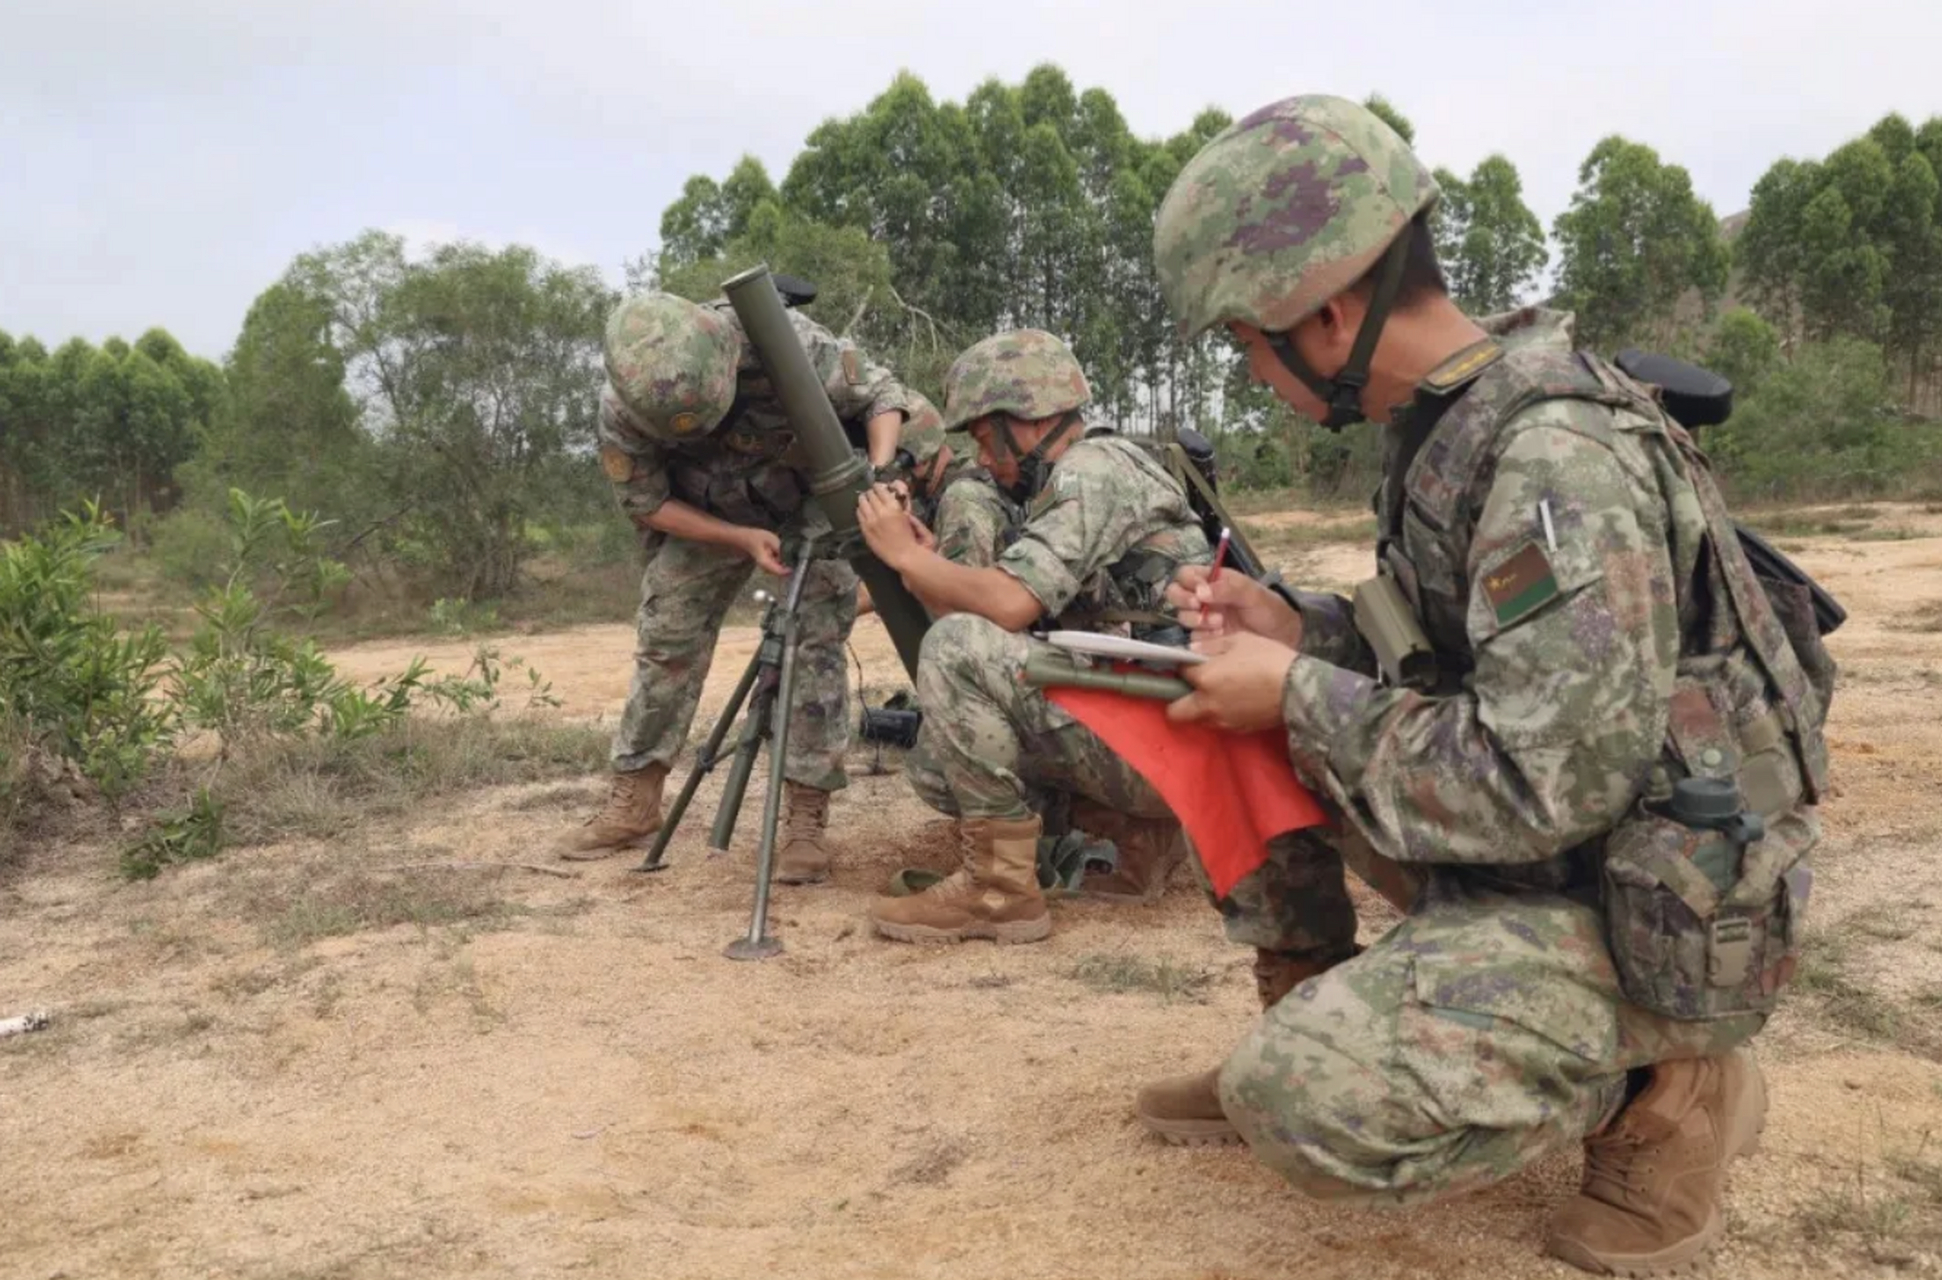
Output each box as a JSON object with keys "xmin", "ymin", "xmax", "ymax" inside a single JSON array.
[{"xmin": 5, "ymin": 503, "xmax": 1942, "ymax": 1279}]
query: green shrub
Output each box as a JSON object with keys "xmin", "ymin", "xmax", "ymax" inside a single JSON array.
[
  {"xmin": 149, "ymin": 505, "xmax": 236, "ymax": 591},
  {"xmin": 0, "ymin": 503, "xmax": 176, "ymax": 801},
  {"xmin": 1, "ymin": 490, "xmax": 563, "ymax": 877},
  {"xmin": 1711, "ymin": 338, "xmax": 1941, "ymax": 502}
]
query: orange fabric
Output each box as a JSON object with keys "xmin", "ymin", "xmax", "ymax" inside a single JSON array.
[{"xmin": 1046, "ymin": 677, "xmax": 1328, "ymax": 898}]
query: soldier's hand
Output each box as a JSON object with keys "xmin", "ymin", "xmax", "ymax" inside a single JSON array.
[
  {"xmin": 857, "ymin": 484, "xmax": 921, "ymax": 569},
  {"xmin": 1166, "ymin": 632, "xmax": 1296, "ymax": 733},
  {"xmin": 1166, "ymin": 565, "xmax": 1303, "ymax": 649},
  {"xmin": 738, "ymin": 528, "xmax": 788, "ymax": 576}
]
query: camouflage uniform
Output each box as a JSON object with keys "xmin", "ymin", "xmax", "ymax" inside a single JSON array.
[
  {"xmin": 929, "ymin": 473, "xmax": 1016, "ymax": 570},
  {"xmin": 600, "ymin": 298, "xmax": 910, "ymax": 789},
  {"xmin": 1150, "ymin": 96, "xmax": 1828, "ymax": 1216},
  {"xmin": 870, "ymin": 331, "xmax": 1215, "ymax": 942},
  {"xmin": 904, "ymin": 426, "xmax": 1212, "ymax": 821},
  {"xmin": 896, "ymin": 389, "xmax": 1018, "ymax": 571}
]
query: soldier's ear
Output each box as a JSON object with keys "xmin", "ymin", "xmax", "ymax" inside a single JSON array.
[{"xmin": 1304, "ymin": 295, "xmax": 1364, "ymax": 367}]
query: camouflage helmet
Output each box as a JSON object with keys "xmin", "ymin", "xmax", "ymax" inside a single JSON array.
[
  {"xmin": 899, "ymin": 389, "xmax": 950, "ymax": 464},
  {"xmin": 602, "ymin": 292, "xmax": 743, "ymax": 443},
  {"xmin": 1153, "ymin": 94, "xmax": 1440, "ymax": 341},
  {"xmin": 941, "ymin": 329, "xmax": 1091, "ymax": 431}
]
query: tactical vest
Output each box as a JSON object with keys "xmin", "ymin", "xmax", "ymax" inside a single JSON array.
[
  {"xmin": 1381, "ymin": 345, "xmax": 1832, "ymax": 1022},
  {"xmin": 666, "ymin": 406, "xmax": 869, "ymax": 531}
]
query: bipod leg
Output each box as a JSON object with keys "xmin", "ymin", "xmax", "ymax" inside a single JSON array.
[
  {"xmin": 707, "ymin": 698, "xmax": 770, "ymax": 857},
  {"xmin": 633, "ymin": 645, "xmax": 766, "ymax": 873},
  {"xmin": 726, "ymin": 543, "xmax": 815, "ymax": 961}
]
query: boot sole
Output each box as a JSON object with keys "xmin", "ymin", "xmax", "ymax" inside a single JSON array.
[
  {"xmin": 558, "ymin": 842, "xmax": 641, "ymax": 862},
  {"xmin": 1137, "ymin": 1114, "xmax": 1243, "ymax": 1147},
  {"xmin": 871, "ymin": 916, "xmax": 1052, "ymax": 945},
  {"xmin": 1546, "ymin": 1206, "xmax": 1722, "ymax": 1277}
]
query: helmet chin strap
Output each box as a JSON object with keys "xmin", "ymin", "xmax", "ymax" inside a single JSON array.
[
  {"xmin": 992, "ymin": 412, "xmax": 1082, "ymax": 503},
  {"xmin": 1265, "ymin": 236, "xmax": 1411, "ymax": 432}
]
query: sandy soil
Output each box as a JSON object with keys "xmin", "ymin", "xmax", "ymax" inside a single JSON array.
[{"xmin": 5, "ymin": 504, "xmax": 1942, "ymax": 1279}]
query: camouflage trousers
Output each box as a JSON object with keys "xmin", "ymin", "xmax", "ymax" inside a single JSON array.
[
  {"xmin": 612, "ymin": 535, "xmax": 857, "ymax": 792},
  {"xmin": 1218, "ymin": 863, "xmax": 1765, "ymax": 1204},
  {"xmin": 909, "ymin": 615, "xmax": 1416, "ymax": 938},
  {"xmin": 905, "ymin": 614, "xmax": 1173, "ymax": 822}
]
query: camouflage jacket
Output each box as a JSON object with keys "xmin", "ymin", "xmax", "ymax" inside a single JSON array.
[
  {"xmin": 597, "ymin": 301, "xmax": 910, "ymax": 532},
  {"xmin": 928, "ymin": 469, "xmax": 1018, "ymax": 572},
  {"xmin": 997, "ymin": 428, "xmax": 1212, "ymax": 639},
  {"xmin": 1282, "ymin": 310, "xmax": 1830, "ymax": 888}
]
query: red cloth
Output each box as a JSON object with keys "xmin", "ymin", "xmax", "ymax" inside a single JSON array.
[{"xmin": 1045, "ymin": 675, "xmax": 1328, "ymax": 898}]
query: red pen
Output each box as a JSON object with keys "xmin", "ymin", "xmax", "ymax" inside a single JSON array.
[{"xmin": 1210, "ymin": 526, "xmax": 1232, "ymax": 582}]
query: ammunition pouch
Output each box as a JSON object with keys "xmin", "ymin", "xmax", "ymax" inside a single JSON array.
[
  {"xmin": 1351, "ymin": 574, "xmax": 1437, "ymax": 691},
  {"xmin": 1743, "ymin": 543, "xmax": 1840, "ymax": 713},
  {"xmin": 672, "ymin": 461, "xmax": 808, "ymax": 530},
  {"xmin": 1053, "ymin": 546, "xmax": 1193, "ymax": 645}
]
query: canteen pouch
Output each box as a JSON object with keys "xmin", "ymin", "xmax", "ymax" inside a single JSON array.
[{"xmin": 1601, "ymin": 778, "xmax": 1811, "ymax": 1021}]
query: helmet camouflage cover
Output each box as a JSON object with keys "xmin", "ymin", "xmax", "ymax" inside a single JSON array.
[
  {"xmin": 941, "ymin": 329, "xmax": 1091, "ymax": 431},
  {"xmin": 1153, "ymin": 94, "xmax": 1440, "ymax": 340},
  {"xmin": 899, "ymin": 389, "xmax": 952, "ymax": 464},
  {"xmin": 602, "ymin": 292, "xmax": 742, "ymax": 443}
]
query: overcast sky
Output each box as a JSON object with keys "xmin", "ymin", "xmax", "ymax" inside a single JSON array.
[{"xmin": 3, "ymin": 0, "xmax": 1935, "ymax": 359}]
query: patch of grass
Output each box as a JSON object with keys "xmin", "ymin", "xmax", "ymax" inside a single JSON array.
[
  {"xmin": 1745, "ymin": 513, "xmax": 1870, "ymax": 538},
  {"xmin": 208, "ymin": 959, "xmax": 318, "ymax": 1000},
  {"xmin": 1794, "ymin": 925, "xmax": 1942, "ymax": 1058},
  {"xmin": 1897, "ymin": 603, "xmax": 1942, "ymax": 634},
  {"xmin": 413, "ymin": 954, "xmax": 502, "ymax": 1026},
  {"xmin": 1854, "ymin": 525, "xmax": 1923, "ymax": 542},
  {"xmin": 1238, "ymin": 513, "xmax": 1377, "ymax": 547},
  {"xmin": 201, "ymin": 715, "xmax": 608, "ymax": 848},
  {"xmin": 115, "ymin": 1007, "xmax": 218, "ymax": 1054},
  {"xmin": 890, "ymin": 1138, "xmax": 969, "ymax": 1187},
  {"xmin": 504, "ymin": 783, "xmax": 600, "ymax": 813},
  {"xmin": 237, "ymin": 866, "xmax": 527, "ymax": 949},
  {"xmin": 1797, "ymin": 934, "xmax": 1906, "ymax": 1042},
  {"xmin": 1069, "ymin": 953, "xmax": 1215, "ymax": 1003},
  {"xmin": 299, "ymin": 556, "xmax": 642, "ymax": 647},
  {"xmin": 1798, "ymin": 1129, "xmax": 1942, "ymax": 1267}
]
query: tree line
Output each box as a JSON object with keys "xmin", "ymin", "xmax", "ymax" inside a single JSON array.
[{"xmin": 3, "ymin": 65, "xmax": 1939, "ymax": 601}]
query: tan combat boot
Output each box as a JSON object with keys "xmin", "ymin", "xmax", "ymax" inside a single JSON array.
[
  {"xmin": 1134, "ymin": 949, "xmax": 1346, "ymax": 1147},
  {"xmin": 775, "ymin": 783, "xmax": 833, "ymax": 885},
  {"xmin": 1546, "ymin": 1051, "xmax": 1768, "ymax": 1277},
  {"xmin": 559, "ymin": 764, "xmax": 668, "ymax": 860},
  {"xmin": 1070, "ymin": 798, "xmax": 1189, "ymax": 904},
  {"xmin": 869, "ymin": 815, "xmax": 1052, "ymax": 944}
]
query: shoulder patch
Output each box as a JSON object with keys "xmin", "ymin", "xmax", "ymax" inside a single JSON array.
[
  {"xmin": 1421, "ymin": 339, "xmax": 1504, "ymax": 394},
  {"xmin": 1481, "ymin": 541, "xmax": 1560, "ymax": 627},
  {"xmin": 599, "ymin": 444, "xmax": 634, "ymax": 483},
  {"xmin": 841, "ymin": 349, "xmax": 862, "ymax": 385}
]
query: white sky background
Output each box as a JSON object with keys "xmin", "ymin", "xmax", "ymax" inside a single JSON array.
[{"xmin": 2, "ymin": 0, "xmax": 1935, "ymax": 358}]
